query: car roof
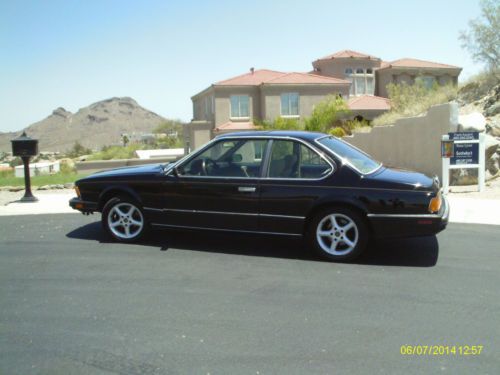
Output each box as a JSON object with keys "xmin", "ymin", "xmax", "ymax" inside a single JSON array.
[{"xmin": 215, "ymin": 130, "xmax": 327, "ymax": 141}]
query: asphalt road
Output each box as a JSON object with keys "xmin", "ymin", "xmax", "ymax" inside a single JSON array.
[{"xmin": 0, "ymin": 214, "xmax": 499, "ymax": 375}]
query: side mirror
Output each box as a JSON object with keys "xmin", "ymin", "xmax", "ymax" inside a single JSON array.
[{"xmin": 172, "ymin": 167, "xmax": 180, "ymax": 177}]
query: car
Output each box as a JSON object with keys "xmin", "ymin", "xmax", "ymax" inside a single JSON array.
[{"xmin": 70, "ymin": 131, "xmax": 448, "ymax": 261}]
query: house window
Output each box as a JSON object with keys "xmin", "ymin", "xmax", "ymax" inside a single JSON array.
[
  {"xmin": 281, "ymin": 93, "xmax": 299, "ymax": 116},
  {"xmin": 419, "ymin": 76, "xmax": 436, "ymax": 89},
  {"xmin": 345, "ymin": 68, "xmax": 354, "ymax": 96},
  {"xmin": 349, "ymin": 67, "xmax": 375, "ymax": 95},
  {"xmin": 230, "ymin": 95, "xmax": 250, "ymax": 118}
]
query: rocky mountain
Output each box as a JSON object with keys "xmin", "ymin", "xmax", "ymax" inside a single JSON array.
[{"xmin": 0, "ymin": 97, "xmax": 167, "ymax": 152}]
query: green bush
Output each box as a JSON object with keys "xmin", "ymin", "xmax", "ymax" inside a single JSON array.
[
  {"xmin": 87, "ymin": 143, "xmax": 146, "ymax": 160},
  {"xmin": 304, "ymin": 95, "xmax": 351, "ymax": 133},
  {"xmin": 257, "ymin": 116, "xmax": 303, "ymax": 130},
  {"xmin": 328, "ymin": 127, "xmax": 346, "ymax": 137}
]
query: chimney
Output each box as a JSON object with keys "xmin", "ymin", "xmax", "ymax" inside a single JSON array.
[{"xmin": 250, "ymin": 67, "xmax": 254, "ymax": 74}]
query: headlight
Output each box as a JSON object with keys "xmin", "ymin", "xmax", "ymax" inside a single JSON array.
[
  {"xmin": 74, "ymin": 185, "xmax": 81, "ymax": 198},
  {"xmin": 428, "ymin": 191, "xmax": 442, "ymax": 213}
]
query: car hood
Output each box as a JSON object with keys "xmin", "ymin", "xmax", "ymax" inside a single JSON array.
[
  {"xmin": 81, "ymin": 163, "xmax": 165, "ymax": 181},
  {"xmin": 360, "ymin": 166, "xmax": 437, "ymax": 192}
]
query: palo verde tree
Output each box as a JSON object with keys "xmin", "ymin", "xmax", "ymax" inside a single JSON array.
[{"xmin": 459, "ymin": 0, "xmax": 500, "ymax": 71}]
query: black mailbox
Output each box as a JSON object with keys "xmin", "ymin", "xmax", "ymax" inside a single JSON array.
[
  {"xmin": 11, "ymin": 132, "xmax": 39, "ymax": 202},
  {"xmin": 11, "ymin": 132, "xmax": 39, "ymax": 157}
]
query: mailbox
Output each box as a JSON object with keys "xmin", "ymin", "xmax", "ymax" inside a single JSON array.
[
  {"xmin": 10, "ymin": 132, "xmax": 39, "ymax": 202},
  {"xmin": 11, "ymin": 132, "xmax": 39, "ymax": 157}
]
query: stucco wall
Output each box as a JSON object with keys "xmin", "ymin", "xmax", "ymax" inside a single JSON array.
[
  {"xmin": 313, "ymin": 58, "xmax": 381, "ymax": 79},
  {"xmin": 261, "ymin": 85, "xmax": 349, "ymax": 121},
  {"xmin": 343, "ymin": 103, "xmax": 459, "ymax": 180},
  {"xmin": 214, "ymin": 86, "xmax": 260, "ymax": 127}
]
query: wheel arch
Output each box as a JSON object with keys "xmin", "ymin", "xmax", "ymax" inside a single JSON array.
[
  {"xmin": 98, "ymin": 186, "xmax": 142, "ymax": 210},
  {"xmin": 303, "ymin": 199, "xmax": 373, "ymax": 236}
]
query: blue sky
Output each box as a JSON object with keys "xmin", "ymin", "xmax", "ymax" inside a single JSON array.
[{"xmin": 0, "ymin": 0, "xmax": 483, "ymax": 132}]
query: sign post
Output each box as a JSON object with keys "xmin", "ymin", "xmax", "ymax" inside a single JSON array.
[{"xmin": 441, "ymin": 132, "xmax": 485, "ymax": 194}]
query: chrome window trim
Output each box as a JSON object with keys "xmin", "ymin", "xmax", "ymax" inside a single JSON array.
[
  {"xmin": 170, "ymin": 135, "xmax": 336, "ymax": 182},
  {"xmin": 314, "ymin": 135, "xmax": 383, "ymax": 176},
  {"xmin": 150, "ymin": 223, "xmax": 302, "ymax": 237}
]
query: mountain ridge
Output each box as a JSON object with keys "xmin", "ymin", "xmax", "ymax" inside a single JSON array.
[{"xmin": 0, "ymin": 97, "xmax": 168, "ymax": 153}]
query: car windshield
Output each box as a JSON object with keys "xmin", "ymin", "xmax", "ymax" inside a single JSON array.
[{"xmin": 317, "ymin": 136, "xmax": 381, "ymax": 174}]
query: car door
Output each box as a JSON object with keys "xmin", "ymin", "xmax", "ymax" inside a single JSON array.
[
  {"xmin": 159, "ymin": 138, "xmax": 268, "ymax": 232},
  {"xmin": 258, "ymin": 139, "xmax": 334, "ymax": 235}
]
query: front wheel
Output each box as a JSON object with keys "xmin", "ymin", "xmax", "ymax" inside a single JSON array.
[
  {"xmin": 102, "ymin": 196, "xmax": 148, "ymax": 242},
  {"xmin": 308, "ymin": 207, "xmax": 368, "ymax": 262}
]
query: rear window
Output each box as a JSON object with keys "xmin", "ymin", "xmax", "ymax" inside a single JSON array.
[{"xmin": 317, "ymin": 136, "xmax": 381, "ymax": 174}]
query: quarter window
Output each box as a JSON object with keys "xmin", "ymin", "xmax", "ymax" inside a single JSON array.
[
  {"xmin": 281, "ymin": 93, "xmax": 299, "ymax": 116},
  {"xmin": 230, "ymin": 95, "xmax": 250, "ymax": 118},
  {"xmin": 268, "ymin": 140, "xmax": 332, "ymax": 179}
]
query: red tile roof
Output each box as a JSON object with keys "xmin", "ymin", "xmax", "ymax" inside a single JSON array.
[
  {"xmin": 214, "ymin": 121, "xmax": 257, "ymax": 132},
  {"xmin": 379, "ymin": 58, "xmax": 461, "ymax": 70},
  {"xmin": 215, "ymin": 69, "xmax": 348, "ymax": 86},
  {"xmin": 348, "ymin": 95, "xmax": 391, "ymax": 111},
  {"xmin": 317, "ymin": 49, "xmax": 381, "ymax": 61},
  {"xmin": 264, "ymin": 72, "xmax": 349, "ymax": 85},
  {"xmin": 215, "ymin": 69, "xmax": 285, "ymax": 86}
]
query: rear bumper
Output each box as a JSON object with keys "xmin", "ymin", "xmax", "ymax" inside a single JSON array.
[
  {"xmin": 368, "ymin": 196, "xmax": 449, "ymax": 239},
  {"xmin": 69, "ymin": 197, "xmax": 98, "ymax": 213}
]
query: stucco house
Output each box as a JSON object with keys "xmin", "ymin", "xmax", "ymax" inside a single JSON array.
[{"xmin": 186, "ymin": 49, "xmax": 461, "ymax": 150}]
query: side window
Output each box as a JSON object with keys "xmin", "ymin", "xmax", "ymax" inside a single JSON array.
[
  {"xmin": 268, "ymin": 140, "xmax": 332, "ymax": 179},
  {"xmin": 179, "ymin": 139, "xmax": 267, "ymax": 178}
]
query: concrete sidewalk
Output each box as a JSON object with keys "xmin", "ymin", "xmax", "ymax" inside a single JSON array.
[{"xmin": 0, "ymin": 191, "xmax": 499, "ymax": 226}]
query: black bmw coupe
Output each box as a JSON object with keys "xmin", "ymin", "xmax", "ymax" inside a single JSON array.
[{"xmin": 70, "ymin": 131, "xmax": 448, "ymax": 261}]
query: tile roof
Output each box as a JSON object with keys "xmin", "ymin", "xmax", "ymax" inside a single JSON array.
[
  {"xmin": 379, "ymin": 58, "xmax": 461, "ymax": 70},
  {"xmin": 215, "ymin": 69, "xmax": 285, "ymax": 86},
  {"xmin": 214, "ymin": 121, "xmax": 257, "ymax": 132},
  {"xmin": 264, "ymin": 72, "xmax": 349, "ymax": 85},
  {"xmin": 317, "ymin": 49, "xmax": 381, "ymax": 61},
  {"xmin": 215, "ymin": 69, "xmax": 349, "ymax": 86},
  {"xmin": 347, "ymin": 95, "xmax": 391, "ymax": 111}
]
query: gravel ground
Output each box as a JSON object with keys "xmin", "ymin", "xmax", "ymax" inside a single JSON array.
[
  {"xmin": 0, "ymin": 188, "xmax": 75, "ymax": 206},
  {"xmin": 448, "ymin": 175, "xmax": 500, "ymax": 199}
]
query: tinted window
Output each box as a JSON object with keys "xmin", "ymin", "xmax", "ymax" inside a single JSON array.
[
  {"xmin": 180, "ymin": 139, "xmax": 267, "ymax": 178},
  {"xmin": 268, "ymin": 140, "xmax": 331, "ymax": 179},
  {"xmin": 317, "ymin": 136, "xmax": 381, "ymax": 174}
]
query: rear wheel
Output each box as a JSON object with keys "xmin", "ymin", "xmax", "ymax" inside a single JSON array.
[
  {"xmin": 102, "ymin": 196, "xmax": 148, "ymax": 242},
  {"xmin": 308, "ymin": 207, "xmax": 368, "ymax": 261}
]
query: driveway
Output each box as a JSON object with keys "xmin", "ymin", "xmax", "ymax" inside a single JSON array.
[{"xmin": 0, "ymin": 214, "xmax": 499, "ymax": 374}]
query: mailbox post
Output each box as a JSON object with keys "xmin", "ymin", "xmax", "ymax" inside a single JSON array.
[{"xmin": 11, "ymin": 132, "xmax": 39, "ymax": 202}]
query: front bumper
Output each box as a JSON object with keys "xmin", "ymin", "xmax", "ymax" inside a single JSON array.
[
  {"xmin": 69, "ymin": 197, "xmax": 98, "ymax": 214},
  {"xmin": 368, "ymin": 196, "xmax": 449, "ymax": 239}
]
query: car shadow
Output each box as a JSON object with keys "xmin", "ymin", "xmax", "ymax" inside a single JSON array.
[{"xmin": 66, "ymin": 222, "xmax": 439, "ymax": 267}]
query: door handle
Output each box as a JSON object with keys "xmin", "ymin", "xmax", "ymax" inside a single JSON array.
[{"xmin": 238, "ymin": 186, "xmax": 256, "ymax": 193}]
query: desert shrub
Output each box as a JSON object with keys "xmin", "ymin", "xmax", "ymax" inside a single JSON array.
[
  {"xmin": 66, "ymin": 141, "xmax": 92, "ymax": 158},
  {"xmin": 9, "ymin": 157, "xmax": 23, "ymax": 167},
  {"xmin": 257, "ymin": 116, "xmax": 303, "ymax": 130},
  {"xmin": 458, "ymin": 68, "xmax": 500, "ymax": 103},
  {"xmin": 372, "ymin": 81, "xmax": 458, "ymax": 126},
  {"xmin": 304, "ymin": 95, "xmax": 351, "ymax": 133},
  {"xmin": 87, "ymin": 143, "xmax": 145, "ymax": 160},
  {"xmin": 329, "ymin": 127, "xmax": 346, "ymax": 137}
]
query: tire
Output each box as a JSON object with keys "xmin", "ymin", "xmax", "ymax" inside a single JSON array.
[
  {"xmin": 102, "ymin": 195, "xmax": 149, "ymax": 243},
  {"xmin": 307, "ymin": 206, "xmax": 368, "ymax": 262}
]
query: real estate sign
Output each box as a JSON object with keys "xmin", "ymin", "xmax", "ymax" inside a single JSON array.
[{"xmin": 441, "ymin": 132, "xmax": 485, "ymax": 193}]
